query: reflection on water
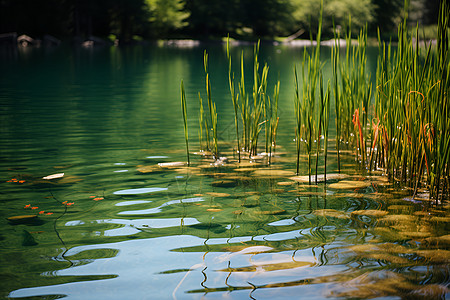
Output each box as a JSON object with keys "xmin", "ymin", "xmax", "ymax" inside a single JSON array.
[{"xmin": 0, "ymin": 45, "xmax": 448, "ymax": 299}]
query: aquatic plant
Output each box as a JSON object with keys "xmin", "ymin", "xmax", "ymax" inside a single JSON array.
[
  {"xmin": 227, "ymin": 39, "xmax": 280, "ymax": 160},
  {"xmin": 180, "ymin": 80, "xmax": 190, "ymax": 165},
  {"xmin": 373, "ymin": 0, "xmax": 449, "ymax": 200}
]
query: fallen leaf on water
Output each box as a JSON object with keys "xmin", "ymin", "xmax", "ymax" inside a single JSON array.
[
  {"xmin": 42, "ymin": 173, "xmax": 64, "ymax": 180},
  {"xmin": 7, "ymin": 215, "xmax": 38, "ymax": 224}
]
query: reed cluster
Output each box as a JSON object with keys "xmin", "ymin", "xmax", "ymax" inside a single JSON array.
[
  {"xmin": 179, "ymin": 0, "xmax": 449, "ymax": 201},
  {"xmin": 198, "ymin": 50, "xmax": 219, "ymax": 159},
  {"xmin": 372, "ymin": 0, "xmax": 449, "ymax": 200},
  {"xmin": 226, "ymin": 38, "xmax": 281, "ymax": 161},
  {"xmin": 294, "ymin": 0, "xmax": 331, "ymax": 183}
]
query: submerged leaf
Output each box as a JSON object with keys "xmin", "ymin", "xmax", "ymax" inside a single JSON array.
[
  {"xmin": 351, "ymin": 210, "xmax": 388, "ymax": 217},
  {"xmin": 313, "ymin": 209, "xmax": 350, "ymax": 219}
]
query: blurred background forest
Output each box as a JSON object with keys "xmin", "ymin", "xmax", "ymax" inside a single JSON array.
[{"xmin": 0, "ymin": 0, "xmax": 442, "ymax": 43}]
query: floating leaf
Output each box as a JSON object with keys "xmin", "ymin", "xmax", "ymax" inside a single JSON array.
[
  {"xmin": 277, "ymin": 181, "xmax": 295, "ymax": 186},
  {"xmin": 136, "ymin": 165, "xmax": 159, "ymax": 173},
  {"xmin": 206, "ymin": 192, "xmax": 230, "ymax": 197},
  {"xmin": 158, "ymin": 162, "xmax": 185, "ymax": 168},
  {"xmin": 289, "ymin": 173, "xmax": 349, "ymax": 183},
  {"xmin": 7, "ymin": 215, "xmax": 38, "ymax": 225},
  {"xmin": 42, "ymin": 173, "xmax": 64, "ymax": 180},
  {"xmin": 252, "ymin": 169, "xmax": 295, "ymax": 177},
  {"xmin": 328, "ymin": 180, "xmax": 371, "ymax": 189}
]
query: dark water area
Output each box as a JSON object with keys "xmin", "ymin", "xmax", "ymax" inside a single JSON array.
[{"xmin": 0, "ymin": 44, "xmax": 448, "ymax": 299}]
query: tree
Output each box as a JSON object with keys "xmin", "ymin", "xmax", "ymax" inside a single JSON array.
[{"xmin": 147, "ymin": 0, "xmax": 190, "ymax": 38}]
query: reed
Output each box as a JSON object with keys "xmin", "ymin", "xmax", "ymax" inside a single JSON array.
[
  {"xmin": 332, "ymin": 37, "xmax": 341, "ymax": 172},
  {"xmin": 294, "ymin": 0, "xmax": 323, "ymax": 183},
  {"xmin": 227, "ymin": 39, "xmax": 279, "ymax": 159},
  {"xmin": 180, "ymin": 80, "xmax": 190, "ymax": 165},
  {"xmin": 202, "ymin": 50, "xmax": 219, "ymax": 158},
  {"xmin": 227, "ymin": 37, "xmax": 241, "ymax": 162}
]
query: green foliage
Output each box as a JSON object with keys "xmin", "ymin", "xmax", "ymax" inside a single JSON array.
[
  {"xmin": 147, "ymin": 0, "xmax": 190, "ymax": 37},
  {"xmin": 290, "ymin": 0, "xmax": 374, "ymax": 36}
]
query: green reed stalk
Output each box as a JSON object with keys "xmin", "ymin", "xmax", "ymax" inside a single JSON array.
[
  {"xmin": 269, "ymin": 81, "xmax": 280, "ymax": 163},
  {"xmin": 323, "ymin": 80, "xmax": 331, "ymax": 182},
  {"xmin": 332, "ymin": 38, "xmax": 341, "ymax": 173},
  {"xmin": 315, "ymin": 73, "xmax": 325, "ymax": 184},
  {"xmin": 227, "ymin": 37, "xmax": 241, "ymax": 162},
  {"xmin": 198, "ymin": 92, "xmax": 204, "ymax": 151},
  {"xmin": 294, "ymin": 65, "xmax": 302, "ymax": 175},
  {"xmin": 203, "ymin": 50, "xmax": 218, "ymax": 158},
  {"xmin": 180, "ymin": 80, "xmax": 190, "ymax": 165}
]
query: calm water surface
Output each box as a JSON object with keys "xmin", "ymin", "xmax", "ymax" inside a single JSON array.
[{"xmin": 0, "ymin": 44, "xmax": 448, "ymax": 299}]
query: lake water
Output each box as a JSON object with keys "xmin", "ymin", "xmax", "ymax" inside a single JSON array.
[{"xmin": 0, "ymin": 43, "xmax": 448, "ymax": 299}]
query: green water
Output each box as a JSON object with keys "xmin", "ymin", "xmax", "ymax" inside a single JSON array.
[{"xmin": 0, "ymin": 44, "xmax": 448, "ymax": 300}]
